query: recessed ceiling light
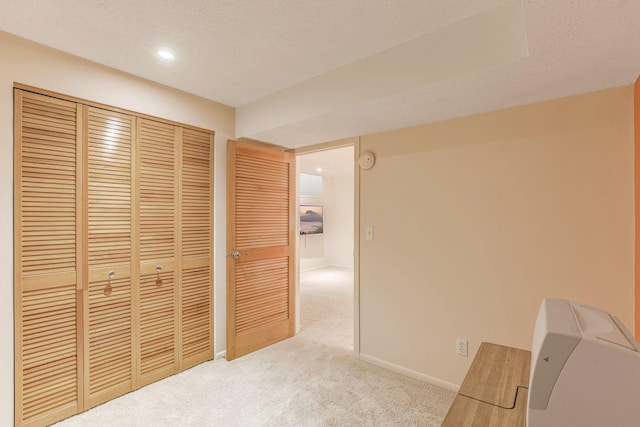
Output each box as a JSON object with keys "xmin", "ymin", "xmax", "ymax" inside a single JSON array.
[
  {"xmin": 157, "ymin": 49, "xmax": 175, "ymax": 60},
  {"xmin": 316, "ymin": 167, "xmax": 322, "ymax": 172}
]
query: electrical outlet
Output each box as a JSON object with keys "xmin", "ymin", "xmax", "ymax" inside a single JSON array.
[{"xmin": 456, "ymin": 338, "xmax": 468, "ymax": 357}]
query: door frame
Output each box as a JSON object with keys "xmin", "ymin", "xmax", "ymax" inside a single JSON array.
[{"xmin": 292, "ymin": 138, "xmax": 360, "ymax": 357}]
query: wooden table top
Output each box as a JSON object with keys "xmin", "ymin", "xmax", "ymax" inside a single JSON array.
[
  {"xmin": 458, "ymin": 342, "xmax": 531, "ymax": 408},
  {"xmin": 442, "ymin": 342, "xmax": 532, "ymax": 427},
  {"xmin": 442, "ymin": 387, "xmax": 528, "ymax": 427}
]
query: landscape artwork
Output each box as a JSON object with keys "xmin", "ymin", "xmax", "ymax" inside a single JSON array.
[{"xmin": 300, "ymin": 205, "xmax": 323, "ymax": 235}]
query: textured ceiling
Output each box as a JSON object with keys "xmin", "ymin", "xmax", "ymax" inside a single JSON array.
[{"xmin": 1, "ymin": 0, "xmax": 639, "ymax": 148}]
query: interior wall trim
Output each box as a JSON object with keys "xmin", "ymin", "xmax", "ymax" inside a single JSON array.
[{"xmin": 359, "ymin": 353, "xmax": 460, "ymax": 392}]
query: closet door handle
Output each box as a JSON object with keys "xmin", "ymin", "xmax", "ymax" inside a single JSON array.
[{"xmin": 155, "ymin": 265, "xmax": 163, "ymax": 286}]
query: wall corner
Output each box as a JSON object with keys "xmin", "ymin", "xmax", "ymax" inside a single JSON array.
[{"xmin": 634, "ymin": 76, "xmax": 640, "ymax": 339}]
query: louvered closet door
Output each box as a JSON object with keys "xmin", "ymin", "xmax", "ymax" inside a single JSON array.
[
  {"xmin": 181, "ymin": 129, "xmax": 213, "ymax": 368},
  {"xmin": 137, "ymin": 118, "xmax": 179, "ymax": 386},
  {"xmin": 226, "ymin": 140, "xmax": 295, "ymax": 360},
  {"xmin": 84, "ymin": 107, "xmax": 135, "ymax": 407},
  {"xmin": 14, "ymin": 90, "xmax": 83, "ymax": 426}
]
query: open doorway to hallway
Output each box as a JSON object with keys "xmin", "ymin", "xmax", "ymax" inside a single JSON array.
[{"xmin": 297, "ymin": 146, "xmax": 354, "ymax": 351}]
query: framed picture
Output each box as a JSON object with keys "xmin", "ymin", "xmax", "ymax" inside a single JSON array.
[{"xmin": 300, "ymin": 205, "xmax": 323, "ymax": 235}]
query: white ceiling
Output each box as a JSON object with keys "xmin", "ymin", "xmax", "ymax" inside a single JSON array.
[
  {"xmin": 1, "ymin": 0, "xmax": 639, "ymax": 148},
  {"xmin": 298, "ymin": 146, "xmax": 354, "ymax": 178}
]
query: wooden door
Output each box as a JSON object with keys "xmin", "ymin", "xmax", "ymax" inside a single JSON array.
[
  {"xmin": 14, "ymin": 90, "xmax": 83, "ymax": 426},
  {"xmin": 180, "ymin": 129, "xmax": 214, "ymax": 368},
  {"xmin": 14, "ymin": 86, "xmax": 215, "ymax": 426},
  {"xmin": 226, "ymin": 140, "xmax": 295, "ymax": 360},
  {"xmin": 84, "ymin": 106, "xmax": 135, "ymax": 407},
  {"xmin": 137, "ymin": 118, "xmax": 179, "ymax": 386}
]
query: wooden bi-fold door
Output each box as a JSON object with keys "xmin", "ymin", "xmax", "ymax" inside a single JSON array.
[
  {"xmin": 137, "ymin": 118, "xmax": 180, "ymax": 386},
  {"xmin": 14, "ymin": 90, "xmax": 83, "ymax": 427},
  {"xmin": 136, "ymin": 120, "xmax": 214, "ymax": 381},
  {"xmin": 180, "ymin": 128, "xmax": 214, "ymax": 369},
  {"xmin": 84, "ymin": 106, "xmax": 135, "ymax": 408},
  {"xmin": 15, "ymin": 86, "xmax": 214, "ymax": 427}
]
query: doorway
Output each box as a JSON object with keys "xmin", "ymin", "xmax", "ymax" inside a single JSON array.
[{"xmin": 296, "ymin": 146, "xmax": 355, "ymax": 351}]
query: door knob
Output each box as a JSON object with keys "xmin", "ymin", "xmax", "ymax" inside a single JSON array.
[{"xmin": 231, "ymin": 250, "xmax": 240, "ymax": 260}]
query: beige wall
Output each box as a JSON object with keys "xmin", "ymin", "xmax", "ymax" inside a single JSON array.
[
  {"xmin": 358, "ymin": 86, "xmax": 634, "ymax": 387},
  {"xmin": 0, "ymin": 31, "xmax": 235, "ymax": 424},
  {"xmin": 300, "ymin": 177, "xmax": 329, "ymax": 270},
  {"xmin": 325, "ymin": 175, "xmax": 355, "ymax": 268},
  {"xmin": 299, "ymin": 175, "xmax": 355, "ymax": 270}
]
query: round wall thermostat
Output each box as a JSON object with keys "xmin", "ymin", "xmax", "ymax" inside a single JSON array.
[{"xmin": 359, "ymin": 151, "xmax": 376, "ymax": 170}]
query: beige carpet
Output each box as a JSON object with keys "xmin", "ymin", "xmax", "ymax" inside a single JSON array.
[{"xmin": 54, "ymin": 266, "xmax": 454, "ymax": 426}]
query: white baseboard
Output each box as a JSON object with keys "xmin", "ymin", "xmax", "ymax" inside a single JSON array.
[
  {"xmin": 328, "ymin": 264, "xmax": 354, "ymax": 270},
  {"xmin": 358, "ymin": 353, "xmax": 459, "ymax": 392},
  {"xmin": 299, "ymin": 264, "xmax": 330, "ymax": 272},
  {"xmin": 215, "ymin": 351, "xmax": 226, "ymax": 360},
  {"xmin": 299, "ymin": 263, "xmax": 354, "ymax": 273}
]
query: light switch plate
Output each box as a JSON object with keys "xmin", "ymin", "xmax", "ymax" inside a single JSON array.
[{"xmin": 365, "ymin": 226, "xmax": 374, "ymax": 240}]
